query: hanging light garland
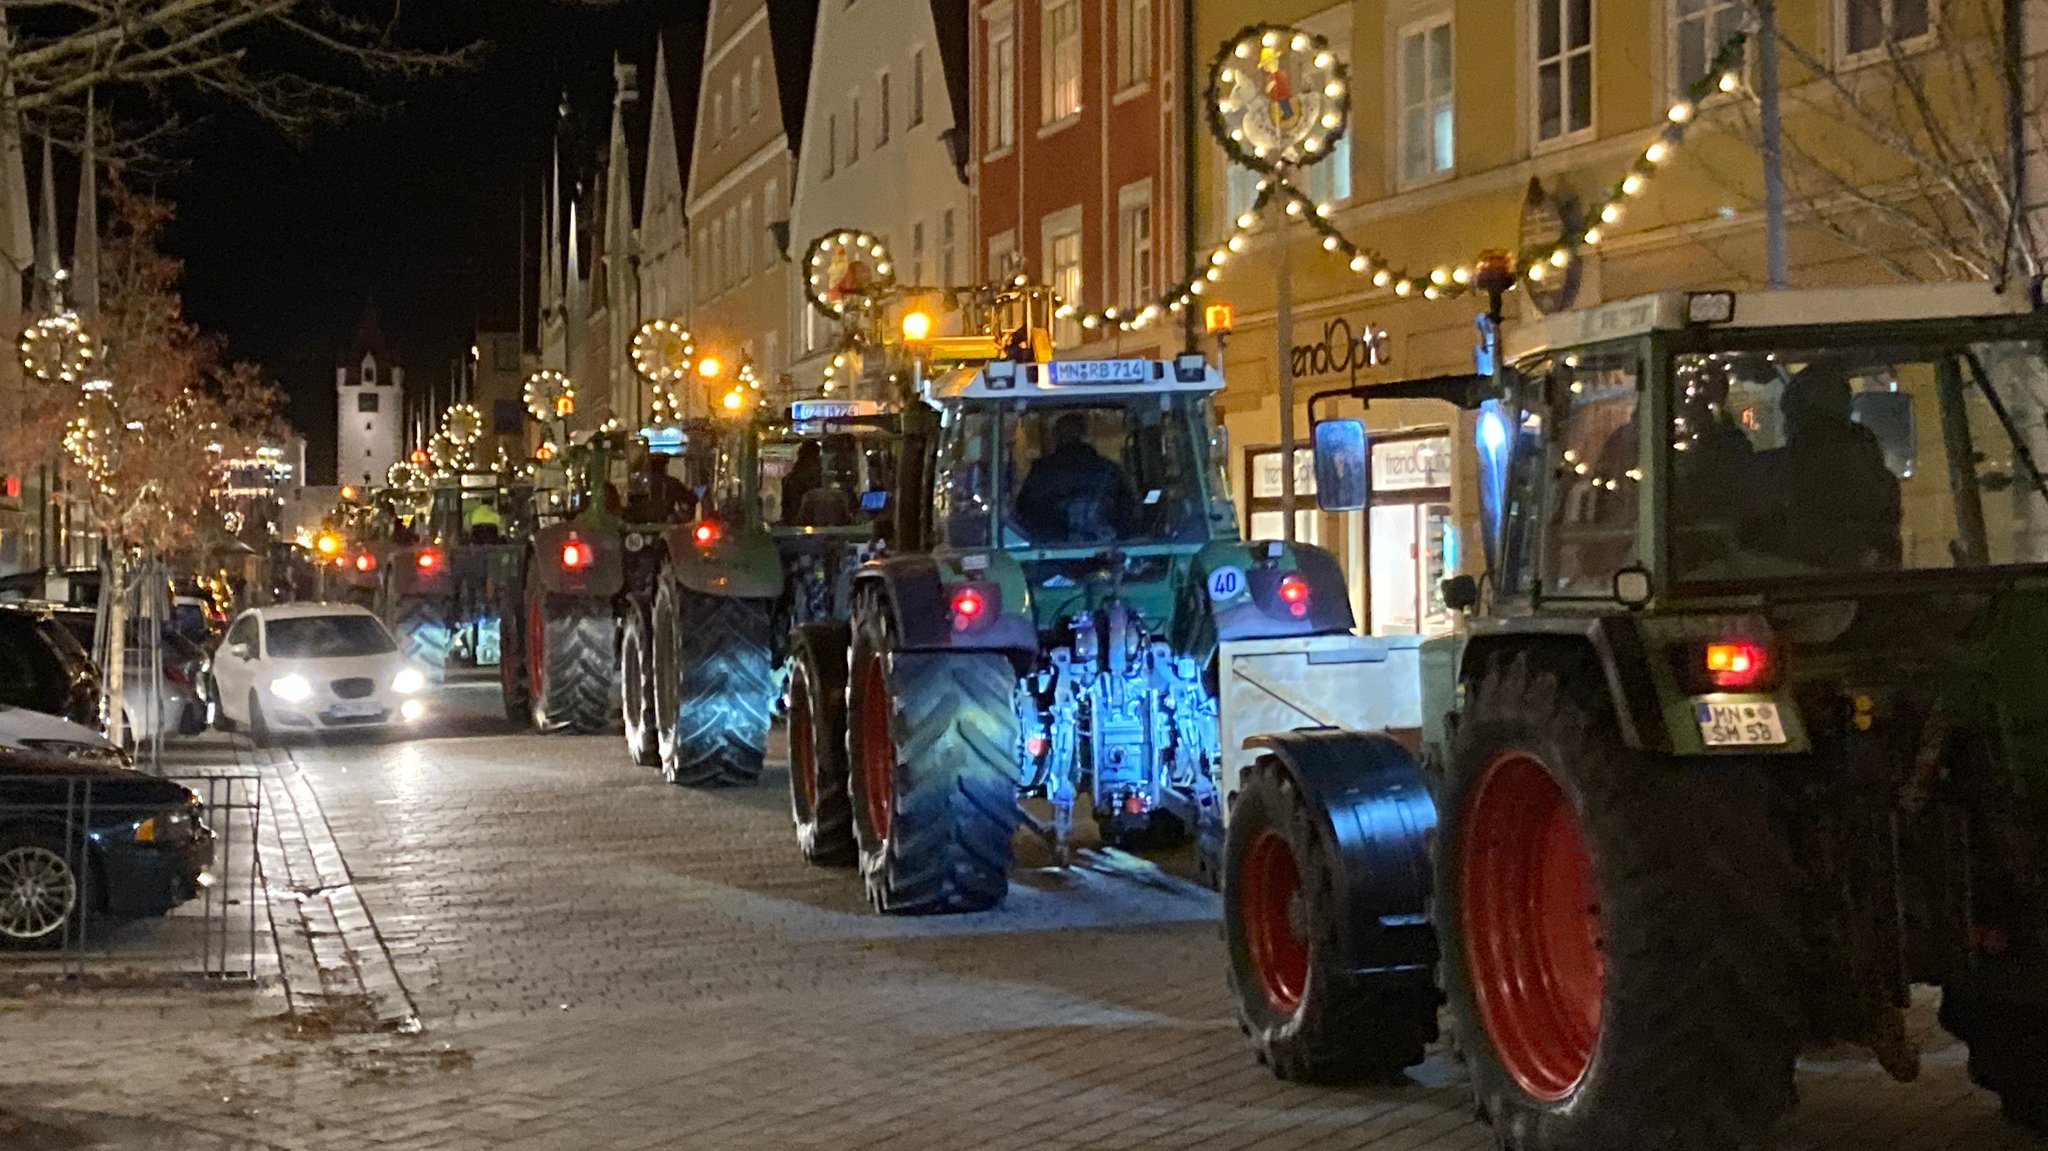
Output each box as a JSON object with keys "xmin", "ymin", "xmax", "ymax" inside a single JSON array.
[
  {"xmin": 523, "ymin": 369, "xmax": 575, "ymax": 422},
  {"xmin": 19, "ymin": 311, "xmax": 98, "ymax": 385},
  {"xmin": 804, "ymin": 230, "xmax": 896, "ymax": 319},
  {"xmin": 1050, "ymin": 30, "xmax": 1751, "ymax": 334}
]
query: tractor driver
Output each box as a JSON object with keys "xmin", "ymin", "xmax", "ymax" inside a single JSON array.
[
  {"xmin": 1015, "ymin": 410, "xmax": 1138, "ymax": 544},
  {"xmin": 627, "ymin": 452, "xmax": 697, "ymax": 523},
  {"xmin": 1755, "ymin": 360, "xmax": 1902, "ymax": 571}
]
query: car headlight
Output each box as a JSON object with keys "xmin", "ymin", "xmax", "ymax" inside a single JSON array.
[
  {"xmin": 135, "ymin": 804, "xmax": 202, "ymax": 845},
  {"xmin": 391, "ymin": 667, "xmax": 426, "ymax": 695},
  {"xmin": 269, "ymin": 673, "xmax": 314, "ymax": 703}
]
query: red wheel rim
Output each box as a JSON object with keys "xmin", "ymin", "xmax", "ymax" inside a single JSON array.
[
  {"xmin": 526, "ymin": 592, "xmax": 545, "ymax": 698},
  {"xmin": 1460, "ymin": 751, "xmax": 1604, "ymax": 1102},
  {"xmin": 856, "ymin": 654, "xmax": 892, "ymax": 841},
  {"xmin": 1240, "ymin": 829, "xmax": 1309, "ymax": 1014},
  {"xmin": 790, "ymin": 661, "xmax": 817, "ymax": 814}
]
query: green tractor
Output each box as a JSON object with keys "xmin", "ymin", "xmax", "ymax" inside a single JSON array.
[
  {"xmin": 1223, "ymin": 281, "xmax": 2048, "ymax": 1146},
  {"xmin": 378, "ymin": 471, "xmax": 529, "ymax": 682},
  {"xmin": 793, "ymin": 315, "xmax": 1355, "ymax": 912},
  {"xmin": 642, "ymin": 402, "xmax": 900, "ymax": 791}
]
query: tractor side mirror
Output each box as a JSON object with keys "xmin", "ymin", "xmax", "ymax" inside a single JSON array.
[
  {"xmin": 1311, "ymin": 419, "xmax": 1369, "ymax": 512},
  {"xmin": 1441, "ymin": 574, "xmax": 1479, "ymax": 612}
]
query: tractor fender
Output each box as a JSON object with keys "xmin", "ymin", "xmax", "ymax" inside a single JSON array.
[
  {"xmin": 663, "ymin": 524, "xmax": 784, "ymax": 599},
  {"xmin": 1203, "ymin": 542, "xmax": 1356, "ymax": 640},
  {"xmin": 530, "ymin": 520, "xmax": 626, "ymax": 598},
  {"xmin": 1245, "ymin": 727, "xmax": 1439, "ymax": 980},
  {"xmin": 853, "ymin": 558, "xmax": 1037, "ymax": 655},
  {"xmin": 1457, "ymin": 616, "xmax": 1672, "ymax": 753}
]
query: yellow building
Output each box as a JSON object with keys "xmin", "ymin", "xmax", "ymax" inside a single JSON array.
[{"xmin": 1188, "ymin": 0, "xmax": 2018, "ymax": 635}]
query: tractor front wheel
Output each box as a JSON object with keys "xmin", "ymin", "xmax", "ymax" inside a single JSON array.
[
  {"xmin": 1439, "ymin": 651, "xmax": 1799, "ymax": 1151},
  {"xmin": 788, "ymin": 622, "xmax": 856, "ymax": 866},
  {"xmin": 1224, "ymin": 755, "xmax": 1438, "ymax": 1083},
  {"xmin": 393, "ymin": 597, "xmax": 450, "ymax": 683},
  {"xmin": 654, "ymin": 580, "xmax": 772, "ymax": 787},
  {"xmin": 846, "ymin": 596, "xmax": 1019, "ymax": 913}
]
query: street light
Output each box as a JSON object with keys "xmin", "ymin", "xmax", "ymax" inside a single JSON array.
[
  {"xmin": 698, "ymin": 355, "xmax": 724, "ymax": 381},
  {"xmin": 901, "ymin": 310, "xmax": 934, "ymax": 342}
]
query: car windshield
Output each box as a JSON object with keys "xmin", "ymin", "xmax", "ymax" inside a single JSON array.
[
  {"xmin": 989, "ymin": 397, "xmax": 1212, "ymax": 548},
  {"xmin": 265, "ymin": 614, "xmax": 396, "ymax": 659},
  {"xmin": 1669, "ymin": 339, "xmax": 2048, "ymax": 582}
]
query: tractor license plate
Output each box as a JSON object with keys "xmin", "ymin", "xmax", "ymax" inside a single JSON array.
[{"xmin": 1694, "ymin": 701, "xmax": 1786, "ymax": 747}]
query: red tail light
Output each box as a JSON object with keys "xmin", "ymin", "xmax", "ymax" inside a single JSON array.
[
  {"xmin": 163, "ymin": 665, "xmax": 191, "ymax": 686},
  {"xmin": 354, "ymin": 553, "xmax": 377, "ymax": 573},
  {"xmin": 561, "ymin": 538, "xmax": 592, "ymax": 569},
  {"xmin": 1704, "ymin": 641, "xmax": 1768, "ymax": 690},
  {"xmin": 1277, "ymin": 573, "xmax": 1310, "ymax": 617},
  {"xmin": 950, "ymin": 586, "xmax": 987, "ymax": 630},
  {"xmin": 693, "ymin": 521, "xmax": 720, "ymax": 546},
  {"xmin": 417, "ymin": 548, "xmax": 441, "ymax": 572}
]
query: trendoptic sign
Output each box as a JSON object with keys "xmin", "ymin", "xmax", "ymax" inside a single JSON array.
[{"xmin": 1208, "ymin": 24, "xmax": 1350, "ymax": 173}]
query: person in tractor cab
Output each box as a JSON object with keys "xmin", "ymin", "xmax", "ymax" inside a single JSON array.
[
  {"xmin": 1670, "ymin": 362, "xmax": 1765, "ymax": 575},
  {"xmin": 627, "ymin": 452, "xmax": 696, "ymax": 523},
  {"xmin": 464, "ymin": 498, "xmax": 503, "ymax": 545},
  {"xmin": 1015, "ymin": 411, "xmax": 1138, "ymax": 544},
  {"xmin": 781, "ymin": 441, "xmax": 826, "ymax": 524},
  {"xmin": 1757, "ymin": 360, "xmax": 1902, "ymax": 570}
]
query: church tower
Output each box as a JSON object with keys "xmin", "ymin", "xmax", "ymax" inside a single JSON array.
[{"xmin": 334, "ymin": 302, "xmax": 403, "ymax": 486}]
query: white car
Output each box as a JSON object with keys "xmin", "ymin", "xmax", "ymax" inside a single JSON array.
[{"xmin": 208, "ymin": 604, "xmax": 430, "ymax": 746}]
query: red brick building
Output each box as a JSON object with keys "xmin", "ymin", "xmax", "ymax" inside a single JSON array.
[{"xmin": 968, "ymin": 0, "xmax": 1189, "ymax": 355}]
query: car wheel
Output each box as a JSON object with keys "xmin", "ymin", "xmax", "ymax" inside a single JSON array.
[
  {"xmin": 208, "ymin": 677, "xmax": 236, "ymax": 732},
  {"xmin": 0, "ymin": 829, "xmax": 82, "ymax": 950},
  {"xmin": 248, "ymin": 691, "xmax": 275, "ymax": 750}
]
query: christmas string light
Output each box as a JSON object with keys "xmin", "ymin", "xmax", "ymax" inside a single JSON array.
[
  {"xmin": 804, "ymin": 229, "xmax": 897, "ymax": 319},
  {"xmin": 19, "ymin": 311, "xmax": 98, "ymax": 385},
  {"xmin": 441, "ymin": 402, "xmax": 484, "ymax": 446},
  {"xmin": 523, "ymin": 369, "xmax": 575, "ymax": 422}
]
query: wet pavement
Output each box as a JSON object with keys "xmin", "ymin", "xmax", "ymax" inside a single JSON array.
[{"xmin": 0, "ymin": 678, "xmax": 2038, "ymax": 1149}]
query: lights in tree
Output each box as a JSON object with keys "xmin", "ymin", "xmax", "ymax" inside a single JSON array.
[{"xmin": 523, "ymin": 370, "xmax": 574, "ymax": 422}]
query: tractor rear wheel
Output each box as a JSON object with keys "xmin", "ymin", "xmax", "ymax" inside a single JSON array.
[
  {"xmin": 394, "ymin": 597, "xmax": 450, "ymax": 683},
  {"xmin": 526, "ymin": 584, "xmax": 615, "ymax": 735},
  {"xmin": 618, "ymin": 600, "xmax": 659, "ymax": 767},
  {"xmin": 1224, "ymin": 755, "xmax": 1439, "ymax": 1083},
  {"xmin": 847, "ymin": 596, "xmax": 1019, "ymax": 913},
  {"xmin": 654, "ymin": 580, "xmax": 772, "ymax": 787},
  {"xmin": 788, "ymin": 622, "xmax": 856, "ymax": 866},
  {"xmin": 498, "ymin": 582, "xmax": 530, "ymax": 726},
  {"xmin": 1439, "ymin": 651, "xmax": 1799, "ymax": 1151}
]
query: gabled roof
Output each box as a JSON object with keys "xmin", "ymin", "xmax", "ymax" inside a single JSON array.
[
  {"xmin": 344, "ymin": 300, "xmax": 395, "ymax": 366},
  {"xmin": 767, "ymin": 0, "xmax": 821, "ymax": 160},
  {"xmin": 928, "ymin": 0, "xmax": 970, "ymax": 153},
  {"xmin": 660, "ymin": 23, "xmax": 709, "ymax": 201}
]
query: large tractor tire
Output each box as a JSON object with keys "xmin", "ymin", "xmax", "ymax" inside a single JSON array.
[
  {"xmin": 788, "ymin": 622, "xmax": 856, "ymax": 866},
  {"xmin": 1225, "ymin": 754, "xmax": 1439, "ymax": 1083},
  {"xmin": 618, "ymin": 600, "xmax": 660, "ymax": 767},
  {"xmin": 393, "ymin": 596, "xmax": 451, "ymax": 683},
  {"xmin": 653, "ymin": 579, "xmax": 772, "ymax": 787},
  {"xmin": 1941, "ymin": 960, "xmax": 2048, "ymax": 1132},
  {"xmin": 847, "ymin": 596, "xmax": 1020, "ymax": 913},
  {"xmin": 498, "ymin": 582, "xmax": 530, "ymax": 727},
  {"xmin": 1438, "ymin": 650, "xmax": 1799, "ymax": 1151},
  {"xmin": 526, "ymin": 584, "xmax": 616, "ymax": 735}
]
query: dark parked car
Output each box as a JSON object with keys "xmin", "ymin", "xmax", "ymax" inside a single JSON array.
[
  {"xmin": 0, "ymin": 744, "xmax": 213, "ymax": 948},
  {"xmin": 0, "ymin": 603, "xmax": 103, "ymax": 730}
]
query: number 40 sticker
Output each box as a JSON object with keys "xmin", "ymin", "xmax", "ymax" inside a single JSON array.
[{"xmin": 1207, "ymin": 565, "xmax": 1246, "ymax": 602}]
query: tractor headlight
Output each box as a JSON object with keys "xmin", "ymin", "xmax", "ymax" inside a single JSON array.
[
  {"xmin": 391, "ymin": 667, "xmax": 426, "ymax": 695},
  {"xmin": 269, "ymin": 674, "xmax": 314, "ymax": 703}
]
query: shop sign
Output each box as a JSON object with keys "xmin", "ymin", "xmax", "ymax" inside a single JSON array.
[
  {"xmin": 1290, "ymin": 315, "xmax": 1388, "ymax": 383},
  {"xmin": 1371, "ymin": 435, "xmax": 1452, "ymax": 492}
]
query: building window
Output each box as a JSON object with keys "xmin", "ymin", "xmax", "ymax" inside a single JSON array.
[
  {"xmin": 987, "ymin": 15, "xmax": 1016, "ymax": 152},
  {"xmin": 1042, "ymin": 0, "xmax": 1082, "ymax": 124},
  {"xmin": 358, "ymin": 393, "xmax": 379, "ymax": 413},
  {"xmin": 941, "ymin": 209, "xmax": 958, "ymax": 283},
  {"xmin": 712, "ymin": 92, "xmax": 725, "ymax": 141},
  {"xmin": 1118, "ymin": 181, "xmax": 1152, "ymax": 309},
  {"xmin": 1673, "ymin": 0, "xmax": 1744, "ymax": 95},
  {"xmin": 1841, "ymin": 0, "xmax": 1932, "ymax": 58},
  {"xmin": 1244, "ymin": 445, "xmax": 1320, "ymax": 546},
  {"xmin": 725, "ymin": 206, "xmax": 739, "ymax": 288},
  {"xmin": 911, "ymin": 48, "xmax": 926, "ymax": 126},
  {"xmin": 762, "ymin": 178, "xmax": 780, "ymax": 271},
  {"xmin": 826, "ymin": 113, "xmax": 838, "ymax": 177},
  {"xmin": 740, "ymin": 198, "xmax": 755, "ymax": 282},
  {"xmin": 911, "ymin": 219, "xmax": 926, "ymax": 283},
  {"xmin": 850, "ymin": 95, "xmax": 863, "ymax": 163},
  {"xmin": 986, "ymin": 228, "xmax": 1017, "ymax": 283},
  {"xmin": 362, "ymin": 359, "xmax": 377, "ymax": 386},
  {"xmin": 1117, "ymin": 0, "xmax": 1151, "ymax": 90},
  {"xmin": 1042, "ymin": 208, "xmax": 1083, "ymax": 346},
  {"xmin": 878, "ymin": 73, "xmax": 892, "ymax": 146},
  {"xmin": 749, "ymin": 57, "xmax": 763, "ymax": 118},
  {"xmin": 1398, "ymin": 16, "xmax": 1455, "ymax": 184},
  {"xmin": 730, "ymin": 75, "xmax": 743, "ymax": 133},
  {"xmin": 1533, "ymin": 0, "xmax": 1594, "ymax": 143}
]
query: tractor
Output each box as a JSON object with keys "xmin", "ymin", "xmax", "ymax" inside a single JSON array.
[
  {"xmin": 642, "ymin": 401, "xmax": 900, "ymax": 791},
  {"xmin": 1222, "ymin": 281, "xmax": 2048, "ymax": 1149},
  {"xmin": 378, "ymin": 471, "xmax": 529, "ymax": 682},
  {"xmin": 790, "ymin": 287, "xmax": 1354, "ymax": 911}
]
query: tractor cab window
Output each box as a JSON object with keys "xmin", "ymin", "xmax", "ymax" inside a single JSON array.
[
  {"xmin": 1542, "ymin": 350, "xmax": 1643, "ymax": 597},
  {"xmin": 935, "ymin": 407, "xmax": 997, "ymax": 548},
  {"xmin": 760, "ymin": 430, "xmax": 897, "ymax": 528},
  {"xmin": 1001, "ymin": 397, "xmax": 1209, "ymax": 548},
  {"xmin": 1669, "ymin": 340, "xmax": 2048, "ymax": 582}
]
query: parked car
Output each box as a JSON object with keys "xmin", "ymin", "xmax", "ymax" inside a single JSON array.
[
  {"xmin": 0, "ymin": 705, "xmax": 125, "ymax": 767},
  {"xmin": 0, "ymin": 741, "xmax": 213, "ymax": 949},
  {"xmin": 208, "ymin": 603, "xmax": 430, "ymax": 746},
  {"xmin": 37, "ymin": 605, "xmax": 205, "ymax": 744},
  {"xmin": 0, "ymin": 603, "xmax": 103, "ymax": 731}
]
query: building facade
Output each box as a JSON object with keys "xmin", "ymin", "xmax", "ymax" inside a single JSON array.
[
  {"xmin": 784, "ymin": 0, "xmax": 973, "ymax": 399},
  {"xmin": 335, "ymin": 304, "xmax": 404, "ymax": 487},
  {"xmin": 968, "ymin": 0, "xmax": 1191, "ymax": 359}
]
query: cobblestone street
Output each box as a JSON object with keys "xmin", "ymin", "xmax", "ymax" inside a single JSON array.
[{"xmin": 0, "ymin": 680, "xmax": 2039, "ymax": 1150}]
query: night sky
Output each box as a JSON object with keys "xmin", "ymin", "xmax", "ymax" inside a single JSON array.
[{"xmin": 157, "ymin": 1, "xmax": 703, "ymax": 483}]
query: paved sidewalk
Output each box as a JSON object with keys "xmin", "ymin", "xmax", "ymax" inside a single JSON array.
[{"xmin": 0, "ymin": 683, "xmax": 2037, "ymax": 1149}]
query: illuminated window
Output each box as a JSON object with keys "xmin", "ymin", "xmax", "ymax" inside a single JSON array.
[
  {"xmin": 987, "ymin": 13, "xmax": 1016, "ymax": 152},
  {"xmin": 1398, "ymin": 16, "xmax": 1454, "ymax": 184},
  {"xmin": 1042, "ymin": 207, "xmax": 1082, "ymax": 346},
  {"xmin": 1673, "ymin": 0, "xmax": 1744, "ymax": 95},
  {"xmin": 1117, "ymin": 0, "xmax": 1152, "ymax": 89},
  {"xmin": 1118, "ymin": 181, "xmax": 1152, "ymax": 309},
  {"xmin": 1042, "ymin": 0, "xmax": 1082, "ymax": 124}
]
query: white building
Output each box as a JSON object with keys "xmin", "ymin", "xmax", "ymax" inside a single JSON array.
[
  {"xmin": 334, "ymin": 303, "xmax": 404, "ymax": 487},
  {"xmin": 785, "ymin": 0, "xmax": 971, "ymax": 398}
]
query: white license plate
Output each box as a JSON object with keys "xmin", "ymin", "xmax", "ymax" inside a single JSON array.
[
  {"xmin": 1694, "ymin": 700, "xmax": 1787, "ymax": 747},
  {"xmin": 331, "ymin": 700, "xmax": 384, "ymax": 718}
]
